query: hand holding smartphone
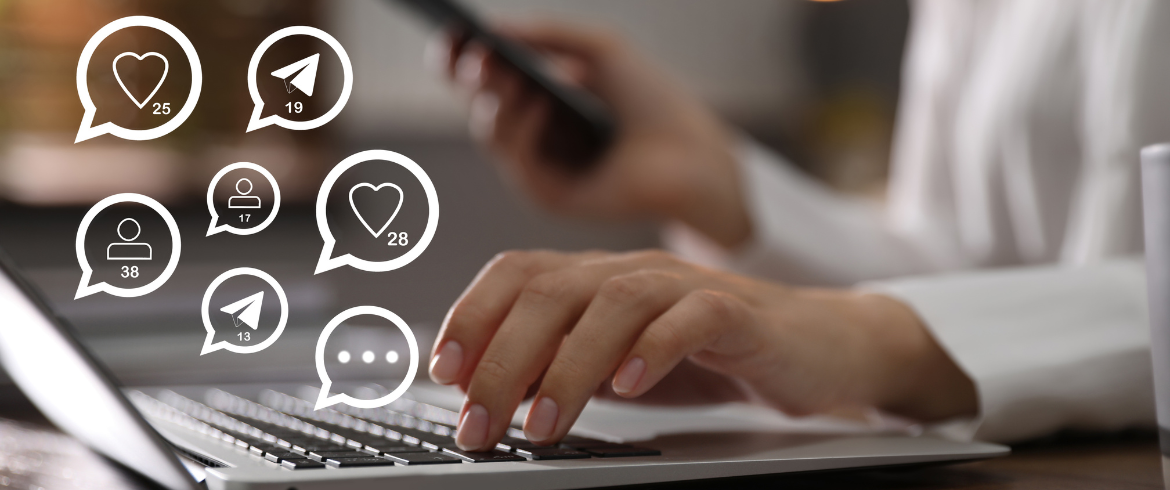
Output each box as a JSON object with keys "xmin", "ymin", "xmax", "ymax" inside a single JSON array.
[{"xmin": 387, "ymin": 0, "xmax": 617, "ymax": 172}]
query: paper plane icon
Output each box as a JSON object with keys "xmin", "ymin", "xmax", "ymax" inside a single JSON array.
[
  {"xmin": 220, "ymin": 291, "xmax": 264, "ymax": 330},
  {"xmin": 270, "ymin": 53, "xmax": 320, "ymax": 96}
]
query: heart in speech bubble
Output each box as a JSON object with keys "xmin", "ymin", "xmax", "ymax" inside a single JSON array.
[
  {"xmin": 113, "ymin": 51, "xmax": 169, "ymax": 109},
  {"xmin": 348, "ymin": 183, "xmax": 403, "ymax": 238}
]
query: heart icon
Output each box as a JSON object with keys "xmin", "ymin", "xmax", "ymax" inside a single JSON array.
[
  {"xmin": 349, "ymin": 183, "xmax": 403, "ymax": 238},
  {"xmin": 113, "ymin": 51, "xmax": 169, "ymax": 109}
]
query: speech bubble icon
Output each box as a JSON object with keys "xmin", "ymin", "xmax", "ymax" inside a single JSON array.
[
  {"xmin": 315, "ymin": 149, "xmax": 439, "ymax": 274},
  {"xmin": 200, "ymin": 268, "xmax": 289, "ymax": 355},
  {"xmin": 76, "ymin": 16, "xmax": 202, "ymax": 143},
  {"xmin": 75, "ymin": 193, "xmax": 181, "ymax": 299},
  {"xmin": 206, "ymin": 162, "xmax": 282, "ymax": 236},
  {"xmin": 314, "ymin": 306, "xmax": 419, "ymax": 410},
  {"xmin": 246, "ymin": 26, "xmax": 353, "ymax": 133}
]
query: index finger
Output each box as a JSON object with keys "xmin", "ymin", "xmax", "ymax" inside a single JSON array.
[{"xmin": 430, "ymin": 250, "xmax": 599, "ymax": 388}]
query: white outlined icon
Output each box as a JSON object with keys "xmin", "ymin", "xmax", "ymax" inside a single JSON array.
[
  {"xmin": 349, "ymin": 183, "xmax": 403, "ymax": 238},
  {"xmin": 314, "ymin": 306, "xmax": 419, "ymax": 410},
  {"xmin": 106, "ymin": 218, "xmax": 153, "ymax": 261},
  {"xmin": 113, "ymin": 52, "xmax": 168, "ymax": 109},
  {"xmin": 201, "ymin": 268, "xmax": 288, "ymax": 355},
  {"xmin": 76, "ymin": 193, "xmax": 181, "ymax": 299},
  {"xmin": 228, "ymin": 178, "xmax": 262, "ymax": 209},
  {"xmin": 272, "ymin": 53, "xmax": 320, "ymax": 96},
  {"xmin": 76, "ymin": 16, "xmax": 202, "ymax": 143},
  {"xmin": 246, "ymin": 26, "xmax": 352, "ymax": 132},
  {"xmin": 220, "ymin": 291, "xmax": 264, "ymax": 330},
  {"xmin": 315, "ymin": 150, "xmax": 439, "ymax": 274},
  {"xmin": 207, "ymin": 162, "xmax": 281, "ymax": 236}
]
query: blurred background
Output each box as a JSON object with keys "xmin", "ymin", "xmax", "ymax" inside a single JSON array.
[{"xmin": 0, "ymin": 0, "xmax": 908, "ymax": 386}]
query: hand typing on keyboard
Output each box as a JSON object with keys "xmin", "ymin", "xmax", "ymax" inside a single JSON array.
[
  {"xmin": 135, "ymin": 388, "xmax": 657, "ymax": 468},
  {"xmin": 429, "ymin": 250, "xmax": 979, "ymax": 452}
]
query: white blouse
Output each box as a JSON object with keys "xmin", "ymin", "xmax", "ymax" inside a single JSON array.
[{"xmin": 667, "ymin": 0, "xmax": 1170, "ymax": 442}]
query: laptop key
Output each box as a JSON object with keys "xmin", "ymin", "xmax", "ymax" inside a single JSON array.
[
  {"xmin": 282, "ymin": 459, "xmax": 327, "ymax": 470},
  {"xmin": 441, "ymin": 447, "xmax": 526, "ymax": 463},
  {"xmin": 325, "ymin": 456, "xmax": 397, "ymax": 468},
  {"xmin": 264, "ymin": 451, "xmax": 310, "ymax": 463},
  {"xmin": 514, "ymin": 447, "xmax": 592, "ymax": 460},
  {"xmin": 497, "ymin": 436, "xmax": 542, "ymax": 452},
  {"xmin": 578, "ymin": 445, "xmax": 661, "ymax": 457},
  {"xmin": 292, "ymin": 442, "xmax": 348, "ymax": 453},
  {"xmin": 383, "ymin": 452, "xmax": 464, "ymax": 465},
  {"xmin": 364, "ymin": 445, "xmax": 429, "ymax": 455},
  {"xmin": 559, "ymin": 438, "xmax": 624, "ymax": 448},
  {"xmin": 396, "ymin": 427, "xmax": 453, "ymax": 447},
  {"xmin": 309, "ymin": 450, "xmax": 368, "ymax": 461},
  {"xmin": 249, "ymin": 443, "xmax": 284, "ymax": 454}
]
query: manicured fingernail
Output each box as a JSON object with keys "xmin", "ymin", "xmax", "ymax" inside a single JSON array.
[
  {"xmin": 429, "ymin": 341, "xmax": 463, "ymax": 385},
  {"xmin": 455, "ymin": 50, "xmax": 483, "ymax": 87},
  {"xmin": 524, "ymin": 397, "xmax": 559, "ymax": 443},
  {"xmin": 423, "ymin": 35, "xmax": 450, "ymax": 75},
  {"xmin": 613, "ymin": 357, "xmax": 646, "ymax": 395},
  {"xmin": 456, "ymin": 403, "xmax": 489, "ymax": 450}
]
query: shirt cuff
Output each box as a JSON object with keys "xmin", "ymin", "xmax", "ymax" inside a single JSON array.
[{"xmin": 864, "ymin": 258, "xmax": 1154, "ymax": 443}]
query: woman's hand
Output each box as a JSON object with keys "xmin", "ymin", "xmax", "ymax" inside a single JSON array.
[
  {"xmin": 432, "ymin": 20, "xmax": 751, "ymax": 247},
  {"xmin": 429, "ymin": 250, "xmax": 977, "ymax": 452}
]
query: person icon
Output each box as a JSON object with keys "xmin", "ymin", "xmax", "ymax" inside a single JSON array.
[
  {"xmin": 106, "ymin": 218, "xmax": 152, "ymax": 261},
  {"xmin": 227, "ymin": 178, "xmax": 262, "ymax": 209}
]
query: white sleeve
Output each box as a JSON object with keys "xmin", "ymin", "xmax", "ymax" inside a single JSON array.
[
  {"xmin": 664, "ymin": 139, "xmax": 954, "ymax": 287},
  {"xmin": 867, "ymin": 258, "xmax": 1155, "ymax": 443}
]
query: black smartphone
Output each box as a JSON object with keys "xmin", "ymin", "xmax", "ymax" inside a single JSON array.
[{"xmin": 386, "ymin": 0, "xmax": 617, "ymax": 172}]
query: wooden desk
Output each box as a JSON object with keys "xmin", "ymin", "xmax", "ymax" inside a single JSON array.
[
  {"xmin": 1, "ymin": 387, "xmax": 1162, "ymax": 489},
  {"xmin": 644, "ymin": 431, "xmax": 1163, "ymax": 490}
]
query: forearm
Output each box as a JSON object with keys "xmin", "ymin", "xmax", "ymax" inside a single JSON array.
[{"xmin": 666, "ymin": 138, "xmax": 961, "ymax": 286}]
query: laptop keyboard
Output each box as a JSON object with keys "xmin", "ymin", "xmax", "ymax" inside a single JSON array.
[{"xmin": 128, "ymin": 388, "xmax": 659, "ymax": 470}]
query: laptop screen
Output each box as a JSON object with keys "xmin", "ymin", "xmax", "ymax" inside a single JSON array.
[{"xmin": 0, "ymin": 252, "xmax": 199, "ymax": 490}]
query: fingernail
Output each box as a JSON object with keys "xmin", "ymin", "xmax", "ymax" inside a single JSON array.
[
  {"xmin": 613, "ymin": 357, "xmax": 646, "ymax": 395},
  {"xmin": 468, "ymin": 92, "xmax": 499, "ymax": 142},
  {"xmin": 429, "ymin": 341, "xmax": 463, "ymax": 385},
  {"xmin": 455, "ymin": 50, "xmax": 483, "ymax": 87},
  {"xmin": 524, "ymin": 397, "xmax": 559, "ymax": 443},
  {"xmin": 423, "ymin": 34, "xmax": 450, "ymax": 75},
  {"xmin": 456, "ymin": 403, "xmax": 489, "ymax": 450}
]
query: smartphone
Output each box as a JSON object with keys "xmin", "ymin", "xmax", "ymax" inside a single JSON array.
[{"xmin": 386, "ymin": 0, "xmax": 617, "ymax": 172}]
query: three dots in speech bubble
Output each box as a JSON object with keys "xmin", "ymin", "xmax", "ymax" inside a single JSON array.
[
  {"xmin": 75, "ymin": 16, "xmax": 432, "ymax": 411},
  {"xmin": 199, "ymin": 152, "xmax": 435, "ymax": 410}
]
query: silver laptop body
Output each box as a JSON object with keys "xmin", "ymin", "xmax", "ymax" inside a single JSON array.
[{"xmin": 0, "ymin": 251, "xmax": 1007, "ymax": 490}]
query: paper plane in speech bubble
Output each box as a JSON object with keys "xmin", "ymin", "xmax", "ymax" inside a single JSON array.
[
  {"xmin": 220, "ymin": 291, "xmax": 264, "ymax": 330},
  {"xmin": 271, "ymin": 53, "xmax": 319, "ymax": 96}
]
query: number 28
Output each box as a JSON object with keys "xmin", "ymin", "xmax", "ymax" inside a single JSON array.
[{"xmin": 388, "ymin": 232, "xmax": 408, "ymax": 246}]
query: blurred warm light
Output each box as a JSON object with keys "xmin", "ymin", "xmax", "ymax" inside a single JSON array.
[{"xmin": 0, "ymin": 134, "xmax": 183, "ymax": 205}]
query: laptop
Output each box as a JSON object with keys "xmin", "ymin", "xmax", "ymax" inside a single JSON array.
[{"xmin": 0, "ymin": 250, "xmax": 1008, "ymax": 490}]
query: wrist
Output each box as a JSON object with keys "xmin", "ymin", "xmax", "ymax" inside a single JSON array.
[
  {"xmin": 862, "ymin": 293, "xmax": 978, "ymax": 422},
  {"xmin": 671, "ymin": 134, "xmax": 752, "ymax": 249}
]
